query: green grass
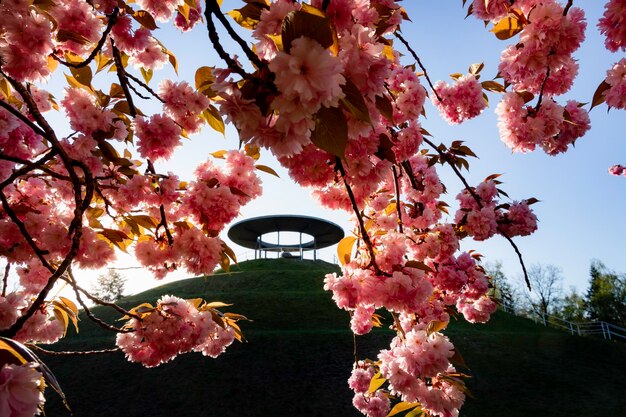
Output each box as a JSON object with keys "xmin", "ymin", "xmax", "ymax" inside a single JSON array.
[{"xmin": 43, "ymin": 259, "xmax": 626, "ymax": 417}]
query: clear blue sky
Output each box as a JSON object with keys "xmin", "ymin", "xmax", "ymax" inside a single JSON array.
[{"xmin": 43, "ymin": 2, "xmax": 626, "ymax": 296}]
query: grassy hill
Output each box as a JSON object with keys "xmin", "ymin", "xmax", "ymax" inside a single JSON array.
[{"xmin": 43, "ymin": 259, "xmax": 626, "ymax": 417}]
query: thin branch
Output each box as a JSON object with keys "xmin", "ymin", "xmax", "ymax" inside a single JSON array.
[
  {"xmin": 127, "ymin": 82, "xmax": 150, "ymax": 100},
  {"xmin": 0, "ymin": 149, "xmax": 58, "ymax": 190},
  {"xmin": 27, "ymin": 344, "xmax": 120, "ymax": 356},
  {"xmin": 158, "ymin": 205, "xmax": 174, "ymax": 246},
  {"xmin": 422, "ymin": 136, "xmax": 531, "ymax": 290},
  {"xmin": 392, "ymin": 165, "xmax": 404, "ymax": 234},
  {"xmin": 204, "ymin": 3, "xmax": 254, "ymax": 80},
  {"xmin": 563, "ymin": 0, "xmax": 573, "ymax": 16},
  {"xmin": 125, "ymin": 72, "xmax": 165, "ymax": 103},
  {"xmin": 395, "ymin": 32, "xmax": 442, "ymax": 102},
  {"xmin": 0, "ymin": 152, "xmax": 69, "ymax": 182},
  {"xmin": 64, "ymin": 272, "xmax": 134, "ymax": 333},
  {"xmin": 2, "ymin": 263, "xmax": 9, "ymax": 297},
  {"xmin": 534, "ymin": 66, "xmax": 551, "ymax": 112},
  {"xmin": 111, "ymin": 40, "xmax": 137, "ymax": 117},
  {"xmin": 0, "ymin": 98, "xmax": 47, "ymax": 137},
  {"xmin": 335, "ymin": 158, "xmax": 383, "ymax": 275},
  {"xmin": 65, "ymin": 268, "xmax": 139, "ymax": 319},
  {"xmin": 206, "ymin": 0, "xmax": 265, "ymax": 70},
  {"xmin": 52, "ymin": 8, "xmax": 119, "ymax": 69}
]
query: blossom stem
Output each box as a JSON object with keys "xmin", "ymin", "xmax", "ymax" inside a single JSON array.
[
  {"xmin": 2, "ymin": 263, "xmax": 9, "ymax": 297},
  {"xmin": 26, "ymin": 344, "xmax": 121, "ymax": 356}
]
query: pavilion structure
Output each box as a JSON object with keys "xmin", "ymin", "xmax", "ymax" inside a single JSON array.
[{"xmin": 227, "ymin": 215, "xmax": 344, "ymax": 260}]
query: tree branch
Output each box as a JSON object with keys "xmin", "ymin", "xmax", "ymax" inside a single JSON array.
[
  {"xmin": 422, "ymin": 136, "xmax": 531, "ymax": 290},
  {"xmin": 395, "ymin": 32, "xmax": 442, "ymax": 102},
  {"xmin": 111, "ymin": 40, "xmax": 137, "ymax": 118},
  {"xmin": 51, "ymin": 8, "xmax": 119, "ymax": 69}
]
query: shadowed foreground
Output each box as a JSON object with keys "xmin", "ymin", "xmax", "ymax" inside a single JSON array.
[{"xmin": 44, "ymin": 259, "xmax": 626, "ymax": 417}]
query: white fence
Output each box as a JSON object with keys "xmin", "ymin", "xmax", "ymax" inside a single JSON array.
[{"xmin": 501, "ymin": 304, "xmax": 626, "ymax": 342}]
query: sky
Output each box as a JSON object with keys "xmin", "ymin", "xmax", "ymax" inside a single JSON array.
[{"xmin": 37, "ymin": 1, "xmax": 626, "ymax": 299}]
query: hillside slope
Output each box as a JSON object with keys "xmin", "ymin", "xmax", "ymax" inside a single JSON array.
[{"xmin": 44, "ymin": 259, "xmax": 626, "ymax": 417}]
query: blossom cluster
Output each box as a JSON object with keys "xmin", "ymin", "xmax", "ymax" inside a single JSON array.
[
  {"xmin": 432, "ymin": 75, "xmax": 486, "ymax": 124},
  {"xmin": 116, "ymin": 296, "xmax": 236, "ymax": 367}
]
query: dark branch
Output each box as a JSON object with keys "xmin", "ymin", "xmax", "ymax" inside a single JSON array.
[
  {"xmin": 52, "ymin": 8, "xmax": 119, "ymax": 69},
  {"xmin": 395, "ymin": 32, "xmax": 442, "ymax": 102},
  {"xmin": 422, "ymin": 136, "xmax": 531, "ymax": 290},
  {"xmin": 111, "ymin": 40, "xmax": 137, "ymax": 117}
]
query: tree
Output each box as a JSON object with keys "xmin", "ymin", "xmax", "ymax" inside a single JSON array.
[
  {"xmin": 0, "ymin": 1, "xmax": 624, "ymax": 417},
  {"xmin": 586, "ymin": 260, "xmax": 626, "ymax": 326},
  {"xmin": 555, "ymin": 287, "xmax": 587, "ymax": 322},
  {"xmin": 485, "ymin": 261, "xmax": 519, "ymax": 313},
  {"xmin": 91, "ymin": 270, "xmax": 126, "ymax": 303},
  {"xmin": 523, "ymin": 264, "xmax": 564, "ymax": 318}
]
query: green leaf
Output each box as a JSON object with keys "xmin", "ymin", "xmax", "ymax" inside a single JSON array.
[{"xmin": 311, "ymin": 106, "xmax": 348, "ymax": 158}]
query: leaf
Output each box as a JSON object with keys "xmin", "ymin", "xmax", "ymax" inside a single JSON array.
[
  {"xmin": 166, "ymin": 50, "xmax": 178, "ymax": 74},
  {"xmin": 255, "ymin": 164, "xmax": 280, "ymax": 177},
  {"xmin": 427, "ymin": 320, "xmax": 448, "ymax": 335},
  {"xmin": 405, "ymin": 260, "xmax": 433, "ymax": 273},
  {"xmin": 375, "ymin": 94, "xmax": 394, "ymax": 123},
  {"xmin": 69, "ymin": 65, "xmax": 93, "ymax": 88},
  {"xmin": 340, "ymin": 79, "xmax": 371, "ymax": 124},
  {"xmin": 0, "ymin": 78, "xmax": 11, "ymax": 99},
  {"xmin": 129, "ymin": 215, "xmax": 158, "ymax": 229},
  {"xmin": 337, "ymin": 236, "xmax": 357, "ymax": 266},
  {"xmin": 202, "ymin": 105, "xmax": 225, "ymax": 135},
  {"xmin": 204, "ymin": 301, "xmax": 234, "ymax": 309},
  {"xmin": 590, "ymin": 80, "xmax": 610, "ymax": 110},
  {"xmin": 140, "ymin": 67, "xmax": 153, "ymax": 84},
  {"xmin": 405, "ymin": 408, "xmax": 424, "ymax": 417},
  {"xmin": 515, "ymin": 90, "xmax": 535, "ymax": 104},
  {"xmin": 481, "ymin": 80, "xmax": 506, "ymax": 93},
  {"xmin": 59, "ymin": 297, "xmax": 78, "ymax": 316},
  {"xmin": 245, "ymin": 144, "xmax": 261, "ymax": 160},
  {"xmin": 469, "ymin": 62, "xmax": 484, "ymax": 75},
  {"xmin": 282, "ymin": 9, "xmax": 335, "ymax": 53},
  {"xmin": 387, "ymin": 402, "xmax": 420, "ymax": 417},
  {"xmin": 311, "ymin": 105, "xmax": 348, "ymax": 158},
  {"xmin": 490, "ymin": 16, "xmax": 523, "ymax": 40},
  {"xmin": 222, "ymin": 241, "xmax": 238, "ymax": 264},
  {"xmin": 450, "ymin": 347, "xmax": 469, "ymax": 369},
  {"xmin": 133, "ymin": 10, "xmax": 158, "ymax": 30},
  {"xmin": 52, "ymin": 305, "xmax": 69, "ymax": 337},
  {"xmin": 57, "ymin": 29, "xmax": 91, "ymax": 45},
  {"xmin": 368, "ymin": 372, "xmax": 386, "ymax": 393},
  {"xmin": 195, "ymin": 66, "xmax": 215, "ymax": 93},
  {"xmin": 98, "ymin": 229, "xmax": 132, "ymax": 252},
  {"xmin": 226, "ymin": 2, "xmax": 267, "ymax": 30}
]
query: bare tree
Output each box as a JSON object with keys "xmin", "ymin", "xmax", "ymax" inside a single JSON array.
[{"xmin": 522, "ymin": 264, "xmax": 563, "ymax": 318}]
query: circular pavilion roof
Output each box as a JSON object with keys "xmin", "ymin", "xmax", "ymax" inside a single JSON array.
[{"xmin": 228, "ymin": 215, "xmax": 344, "ymax": 251}]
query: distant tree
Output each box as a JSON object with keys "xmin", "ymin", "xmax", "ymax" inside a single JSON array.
[
  {"xmin": 555, "ymin": 287, "xmax": 586, "ymax": 322},
  {"xmin": 91, "ymin": 271, "xmax": 126, "ymax": 303},
  {"xmin": 523, "ymin": 264, "xmax": 564, "ymax": 318},
  {"xmin": 586, "ymin": 260, "xmax": 626, "ymax": 326},
  {"xmin": 485, "ymin": 261, "xmax": 518, "ymax": 313}
]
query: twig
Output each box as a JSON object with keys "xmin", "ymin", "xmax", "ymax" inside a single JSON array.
[
  {"xmin": 0, "ymin": 152, "xmax": 69, "ymax": 182},
  {"xmin": 422, "ymin": 136, "xmax": 531, "ymax": 290},
  {"xmin": 206, "ymin": 0, "xmax": 265, "ymax": 70},
  {"xmin": 125, "ymin": 72, "xmax": 165, "ymax": 103},
  {"xmin": 2, "ymin": 263, "xmax": 9, "ymax": 297},
  {"xmin": 563, "ymin": 0, "xmax": 573, "ymax": 16},
  {"xmin": 395, "ymin": 32, "xmax": 442, "ymax": 102},
  {"xmin": 111, "ymin": 40, "xmax": 137, "ymax": 117},
  {"xmin": 27, "ymin": 344, "xmax": 120, "ymax": 356},
  {"xmin": 0, "ymin": 98, "xmax": 47, "ymax": 137},
  {"xmin": 158, "ymin": 205, "xmax": 175, "ymax": 246},
  {"xmin": 392, "ymin": 165, "xmax": 404, "ymax": 233},
  {"xmin": 534, "ymin": 66, "xmax": 551, "ymax": 112},
  {"xmin": 52, "ymin": 8, "xmax": 119, "ymax": 69},
  {"xmin": 335, "ymin": 158, "xmax": 382, "ymax": 275},
  {"xmin": 204, "ymin": 3, "xmax": 254, "ymax": 80}
]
